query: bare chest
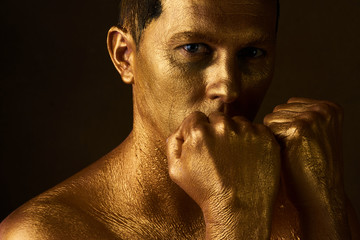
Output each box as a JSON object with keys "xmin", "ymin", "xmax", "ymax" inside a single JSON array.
[{"xmin": 101, "ymin": 204, "xmax": 301, "ymax": 240}]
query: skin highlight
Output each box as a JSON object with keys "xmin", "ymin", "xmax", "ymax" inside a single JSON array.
[{"xmin": 1, "ymin": 0, "xmax": 359, "ymax": 239}]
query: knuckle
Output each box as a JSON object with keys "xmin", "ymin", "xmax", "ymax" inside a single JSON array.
[
  {"xmin": 322, "ymin": 100, "xmax": 342, "ymax": 111},
  {"xmin": 232, "ymin": 115, "xmax": 249, "ymax": 124},
  {"xmin": 167, "ymin": 132, "xmax": 177, "ymax": 143},
  {"xmin": 190, "ymin": 126, "xmax": 207, "ymax": 140},
  {"xmin": 288, "ymin": 97, "xmax": 297, "ymax": 102},
  {"xmin": 287, "ymin": 119, "xmax": 310, "ymax": 138},
  {"xmin": 313, "ymin": 101, "xmax": 342, "ymax": 114},
  {"xmin": 183, "ymin": 111, "xmax": 205, "ymax": 124},
  {"xmin": 238, "ymin": 121, "xmax": 252, "ymax": 132},
  {"xmin": 281, "ymin": 126, "xmax": 302, "ymax": 140},
  {"xmin": 165, "ymin": 138, "xmax": 173, "ymax": 154},
  {"xmin": 182, "ymin": 112, "xmax": 208, "ymax": 137},
  {"xmin": 323, "ymin": 101, "xmax": 344, "ymax": 122},
  {"xmin": 232, "ymin": 116, "xmax": 251, "ymax": 129},
  {"xmin": 213, "ymin": 119, "xmax": 228, "ymax": 133},
  {"xmin": 273, "ymin": 104, "xmax": 286, "ymax": 112},
  {"xmin": 189, "ymin": 111, "xmax": 207, "ymax": 123},
  {"xmin": 313, "ymin": 102, "xmax": 332, "ymax": 115},
  {"xmin": 209, "ymin": 112, "xmax": 233, "ymax": 133},
  {"xmin": 168, "ymin": 165, "xmax": 180, "ymax": 181},
  {"xmin": 193, "ymin": 111, "xmax": 207, "ymax": 119},
  {"xmin": 287, "ymin": 97, "xmax": 302, "ymax": 103},
  {"xmin": 263, "ymin": 113, "xmax": 275, "ymax": 126},
  {"xmin": 309, "ymin": 102, "xmax": 343, "ymax": 124}
]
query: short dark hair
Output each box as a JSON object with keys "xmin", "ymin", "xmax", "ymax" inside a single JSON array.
[
  {"xmin": 117, "ymin": 0, "xmax": 162, "ymax": 45},
  {"xmin": 118, "ymin": 0, "xmax": 279, "ymax": 46}
]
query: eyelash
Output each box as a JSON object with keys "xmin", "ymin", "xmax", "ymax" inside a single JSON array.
[
  {"xmin": 181, "ymin": 43, "xmax": 211, "ymax": 55},
  {"xmin": 179, "ymin": 44, "xmax": 266, "ymax": 59},
  {"xmin": 238, "ymin": 47, "xmax": 266, "ymax": 58}
]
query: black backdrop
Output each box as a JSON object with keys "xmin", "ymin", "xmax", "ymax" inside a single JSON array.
[{"xmin": 1, "ymin": 0, "xmax": 360, "ymax": 221}]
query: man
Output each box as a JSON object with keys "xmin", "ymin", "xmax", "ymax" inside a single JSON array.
[{"xmin": 0, "ymin": 0, "xmax": 359, "ymax": 239}]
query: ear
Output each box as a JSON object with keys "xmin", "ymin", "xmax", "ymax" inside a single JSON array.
[{"xmin": 107, "ymin": 26, "xmax": 136, "ymax": 84}]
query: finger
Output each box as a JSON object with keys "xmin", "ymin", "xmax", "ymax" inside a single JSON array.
[
  {"xmin": 179, "ymin": 111, "xmax": 209, "ymax": 140},
  {"xmin": 166, "ymin": 131, "xmax": 184, "ymax": 162},
  {"xmin": 231, "ymin": 115, "xmax": 252, "ymax": 131},
  {"xmin": 166, "ymin": 130, "xmax": 186, "ymax": 184},
  {"xmin": 287, "ymin": 97, "xmax": 320, "ymax": 104},
  {"xmin": 321, "ymin": 100, "xmax": 343, "ymax": 114},
  {"xmin": 276, "ymin": 103, "xmax": 340, "ymax": 125},
  {"xmin": 208, "ymin": 111, "xmax": 237, "ymax": 134},
  {"xmin": 273, "ymin": 102, "xmax": 339, "ymax": 123},
  {"xmin": 208, "ymin": 111, "xmax": 227, "ymax": 123},
  {"xmin": 287, "ymin": 97, "xmax": 343, "ymax": 115},
  {"xmin": 306, "ymin": 102, "xmax": 343, "ymax": 123},
  {"xmin": 263, "ymin": 111, "xmax": 301, "ymax": 126},
  {"xmin": 273, "ymin": 103, "xmax": 312, "ymax": 113},
  {"xmin": 231, "ymin": 115, "xmax": 250, "ymax": 123},
  {"xmin": 208, "ymin": 112, "xmax": 227, "ymax": 131},
  {"xmin": 265, "ymin": 122, "xmax": 300, "ymax": 141}
]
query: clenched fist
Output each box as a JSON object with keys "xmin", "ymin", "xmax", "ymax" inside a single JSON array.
[
  {"xmin": 167, "ymin": 111, "xmax": 281, "ymax": 239},
  {"xmin": 264, "ymin": 97, "xmax": 351, "ymax": 239}
]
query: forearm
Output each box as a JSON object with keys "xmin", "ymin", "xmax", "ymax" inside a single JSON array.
[
  {"xmin": 202, "ymin": 201, "xmax": 272, "ymax": 240},
  {"xmin": 300, "ymin": 199, "xmax": 351, "ymax": 240}
]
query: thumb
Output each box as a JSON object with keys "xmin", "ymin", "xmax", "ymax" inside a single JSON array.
[{"xmin": 166, "ymin": 129, "xmax": 184, "ymax": 167}]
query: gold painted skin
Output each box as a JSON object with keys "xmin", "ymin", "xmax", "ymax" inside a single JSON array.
[{"xmin": 1, "ymin": 0, "xmax": 359, "ymax": 239}]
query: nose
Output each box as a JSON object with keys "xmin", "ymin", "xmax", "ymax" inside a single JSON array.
[{"xmin": 205, "ymin": 55, "xmax": 240, "ymax": 104}]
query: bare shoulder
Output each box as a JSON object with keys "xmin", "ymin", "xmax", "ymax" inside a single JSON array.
[
  {"xmin": 0, "ymin": 155, "xmax": 123, "ymax": 240},
  {"xmin": 0, "ymin": 191, "xmax": 117, "ymax": 240},
  {"xmin": 0, "ymin": 142, "xmax": 140, "ymax": 240}
]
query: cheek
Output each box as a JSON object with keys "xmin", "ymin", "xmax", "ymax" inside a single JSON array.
[
  {"xmin": 243, "ymin": 55, "xmax": 274, "ymax": 83},
  {"xmin": 133, "ymin": 51, "xmax": 206, "ymax": 136},
  {"xmin": 240, "ymin": 56, "xmax": 275, "ymax": 99},
  {"xmin": 136, "ymin": 47, "xmax": 204, "ymax": 99},
  {"xmin": 158, "ymin": 73, "xmax": 206, "ymax": 133}
]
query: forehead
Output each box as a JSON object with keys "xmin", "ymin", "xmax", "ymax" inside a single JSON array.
[{"xmin": 155, "ymin": 0, "xmax": 277, "ymax": 40}]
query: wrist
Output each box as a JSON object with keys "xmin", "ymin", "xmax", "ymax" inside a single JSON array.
[{"xmin": 202, "ymin": 195, "xmax": 272, "ymax": 240}]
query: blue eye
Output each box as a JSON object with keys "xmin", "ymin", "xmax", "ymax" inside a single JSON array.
[
  {"xmin": 182, "ymin": 43, "xmax": 210, "ymax": 54},
  {"xmin": 184, "ymin": 44, "xmax": 200, "ymax": 53},
  {"xmin": 238, "ymin": 47, "xmax": 265, "ymax": 58}
]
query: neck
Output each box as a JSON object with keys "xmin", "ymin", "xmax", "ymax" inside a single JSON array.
[{"xmin": 113, "ymin": 123, "xmax": 203, "ymax": 231}]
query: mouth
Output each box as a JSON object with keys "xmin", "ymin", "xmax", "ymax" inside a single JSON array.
[
  {"xmin": 196, "ymin": 98, "xmax": 252, "ymax": 120},
  {"xmin": 203, "ymin": 103, "xmax": 243, "ymax": 118}
]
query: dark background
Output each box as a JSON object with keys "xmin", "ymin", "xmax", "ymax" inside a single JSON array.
[{"xmin": 1, "ymin": 0, "xmax": 359, "ymax": 221}]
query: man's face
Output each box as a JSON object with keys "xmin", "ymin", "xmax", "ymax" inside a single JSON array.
[{"xmin": 132, "ymin": 0, "xmax": 277, "ymax": 139}]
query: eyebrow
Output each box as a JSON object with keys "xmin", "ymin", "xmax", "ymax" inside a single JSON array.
[
  {"xmin": 167, "ymin": 30, "xmax": 273, "ymax": 46},
  {"xmin": 168, "ymin": 31, "xmax": 222, "ymax": 45}
]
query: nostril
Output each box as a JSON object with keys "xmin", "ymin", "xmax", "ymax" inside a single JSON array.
[
  {"xmin": 207, "ymin": 90, "xmax": 239, "ymax": 102},
  {"xmin": 206, "ymin": 80, "xmax": 239, "ymax": 103},
  {"xmin": 208, "ymin": 92, "xmax": 238, "ymax": 104}
]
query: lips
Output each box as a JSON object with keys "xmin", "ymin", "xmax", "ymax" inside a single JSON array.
[{"xmin": 199, "ymin": 102, "xmax": 243, "ymax": 119}]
